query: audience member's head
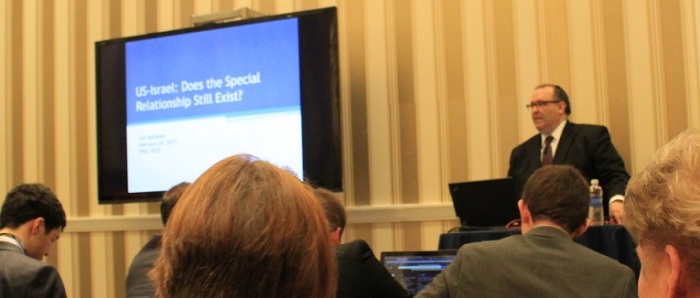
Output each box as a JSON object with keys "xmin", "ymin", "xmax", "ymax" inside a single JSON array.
[
  {"xmin": 150, "ymin": 154, "xmax": 336, "ymax": 297},
  {"xmin": 624, "ymin": 128, "xmax": 700, "ymax": 297},
  {"xmin": 159, "ymin": 182, "xmax": 190, "ymax": 225},
  {"xmin": 519, "ymin": 165, "xmax": 589, "ymax": 235},
  {"xmin": 0, "ymin": 183, "xmax": 67, "ymax": 260},
  {"xmin": 314, "ymin": 187, "xmax": 346, "ymax": 246}
]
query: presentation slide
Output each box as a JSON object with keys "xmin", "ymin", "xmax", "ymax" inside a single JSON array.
[{"xmin": 125, "ymin": 18, "xmax": 302, "ymax": 193}]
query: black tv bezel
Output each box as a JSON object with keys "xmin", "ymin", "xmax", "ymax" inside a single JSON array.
[{"xmin": 95, "ymin": 7, "xmax": 342, "ymax": 204}]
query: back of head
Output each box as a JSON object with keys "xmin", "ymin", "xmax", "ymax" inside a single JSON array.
[
  {"xmin": 314, "ymin": 187, "xmax": 346, "ymax": 231},
  {"xmin": 159, "ymin": 182, "xmax": 190, "ymax": 225},
  {"xmin": 1, "ymin": 183, "xmax": 66, "ymax": 232},
  {"xmin": 522, "ymin": 165, "xmax": 589, "ymax": 233},
  {"xmin": 151, "ymin": 154, "xmax": 336, "ymax": 298},
  {"xmin": 624, "ymin": 128, "xmax": 700, "ymax": 286}
]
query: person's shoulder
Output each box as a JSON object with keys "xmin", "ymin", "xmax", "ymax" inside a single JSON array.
[
  {"xmin": 457, "ymin": 234, "xmax": 523, "ymax": 255},
  {"xmin": 336, "ymin": 239, "xmax": 379, "ymax": 268},
  {"xmin": 565, "ymin": 122, "xmax": 613, "ymax": 142},
  {"xmin": 568, "ymin": 246, "xmax": 636, "ymax": 293},
  {"xmin": 511, "ymin": 133, "xmax": 541, "ymax": 152},
  {"xmin": 567, "ymin": 122, "xmax": 609, "ymax": 133},
  {"xmin": 0, "ymin": 249, "xmax": 49, "ymax": 269},
  {"xmin": 565, "ymin": 239, "xmax": 631, "ymax": 271},
  {"xmin": 143, "ymin": 234, "xmax": 162, "ymax": 249},
  {"xmin": 0, "ymin": 252, "xmax": 62, "ymax": 287},
  {"xmin": 33, "ymin": 264, "xmax": 63, "ymax": 279},
  {"xmin": 28, "ymin": 265, "xmax": 66, "ymax": 297},
  {"xmin": 447, "ymin": 236, "xmax": 524, "ymax": 271},
  {"xmin": 337, "ymin": 239, "xmax": 371, "ymax": 254},
  {"xmin": 129, "ymin": 236, "xmax": 162, "ymax": 270}
]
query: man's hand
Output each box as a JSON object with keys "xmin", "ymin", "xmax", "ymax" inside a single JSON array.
[{"xmin": 609, "ymin": 201, "xmax": 625, "ymax": 224}]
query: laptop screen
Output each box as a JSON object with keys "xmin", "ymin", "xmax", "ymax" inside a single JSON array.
[{"xmin": 380, "ymin": 250, "xmax": 457, "ymax": 295}]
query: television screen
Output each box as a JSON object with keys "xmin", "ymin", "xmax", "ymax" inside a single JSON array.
[{"xmin": 96, "ymin": 7, "xmax": 341, "ymax": 203}]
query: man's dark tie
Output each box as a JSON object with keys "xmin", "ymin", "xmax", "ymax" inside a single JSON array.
[{"xmin": 542, "ymin": 135, "xmax": 554, "ymax": 166}]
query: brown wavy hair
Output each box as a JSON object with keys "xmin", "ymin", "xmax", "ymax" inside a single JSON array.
[{"xmin": 150, "ymin": 154, "xmax": 336, "ymax": 297}]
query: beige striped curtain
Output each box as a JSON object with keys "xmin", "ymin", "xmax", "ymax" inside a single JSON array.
[{"xmin": 2, "ymin": 0, "xmax": 699, "ymax": 296}]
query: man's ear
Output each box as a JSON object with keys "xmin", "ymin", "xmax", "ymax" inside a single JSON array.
[
  {"xmin": 518, "ymin": 199, "xmax": 532, "ymax": 235},
  {"xmin": 518, "ymin": 199, "xmax": 530, "ymax": 224},
  {"xmin": 664, "ymin": 244, "xmax": 682, "ymax": 297},
  {"xmin": 572, "ymin": 219, "xmax": 590, "ymax": 238},
  {"xmin": 330, "ymin": 227, "xmax": 342, "ymax": 246},
  {"xmin": 30, "ymin": 217, "xmax": 45, "ymax": 235},
  {"xmin": 557, "ymin": 100, "xmax": 567, "ymax": 114}
]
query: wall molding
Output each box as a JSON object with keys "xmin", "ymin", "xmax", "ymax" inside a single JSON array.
[{"xmin": 64, "ymin": 202, "xmax": 457, "ymax": 233}]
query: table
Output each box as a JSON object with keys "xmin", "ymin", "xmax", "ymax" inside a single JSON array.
[{"xmin": 438, "ymin": 224, "xmax": 640, "ymax": 278}]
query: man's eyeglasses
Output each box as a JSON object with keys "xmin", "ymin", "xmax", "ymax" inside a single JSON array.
[{"xmin": 525, "ymin": 100, "xmax": 560, "ymax": 110}]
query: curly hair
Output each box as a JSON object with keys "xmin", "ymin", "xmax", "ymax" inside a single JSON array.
[
  {"xmin": 1, "ymin": 183, "xmax": 66, "ymax": 232},
  {"xmin": 624, "ymin": 128, "xmax": 700, "ymax": 285}
]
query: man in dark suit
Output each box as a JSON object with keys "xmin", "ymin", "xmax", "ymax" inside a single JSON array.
[
  {"xmin": 125, "ymin": 182, "xmax": 189, "ymax": 298},
  {"xmin": 416, "ymin": 165, "xmax": 637, "ymax": 297},
  {"xmin": 508, "ymin": 84, "xmax": 629, "ymax": 223},
  {"xmin": 0, "ymin": 183, "xmax": 67, "ymax": 298},
  {"xmin": 314, "ymin": 188, "xmax": 412, "ymax": 298}
]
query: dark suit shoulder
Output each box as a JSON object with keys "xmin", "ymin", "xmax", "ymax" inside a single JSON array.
[
  {"xmin": 567, "ymin": 122, "xmax": 606, "ymax": 130},
  {"xmin": 27, "ymin": 266, "xmax": 67, "ymax": 298},
  {"xmin": 141, "ymin": 234, "xmax": 162, "ymax": 250},
  {"xmin": 0, "ymin": 246, "xmax": 66, "ymax": 298},
  {"xmin": 337, "ymin": 239, "xmax": 371, "ymax": 255},
  {"xmin": 126, "ymin": 235, "xmax": 162, "ymax": 298},
  {"xmin": 0, "ymin": 243, "xmax": 53, "ymax": 269},
  {"xmin": 511, "ymin": 134, "xmax": 540, "ymax": 153},
  {"xmin": 565, "ymin": 122, "xmax": 610, "ymax": 136},
  {"xmin": 336, "ymin": 240, "xmax": 376, "ymax": 268},
  {"xmin": 336, "ymin": 240, "xmax": 412, "ymax": 298}
]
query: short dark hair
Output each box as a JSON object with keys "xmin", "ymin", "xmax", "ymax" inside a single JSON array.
[
  {"xmin": 536, "ymin": 83, "xmax": 571, "ymax": 115},
  {"xmin": 1, "ymin": 183, "xmax": 67, "ymax": 232},
  {"xmin": 314, "ymin": 187, "xmax": 346, "ymax": 231},
  {"xmin": 522, "ymin": 165, "xmax": 588, "ymax": 233},
  {"xmin": 160, "ymin": 182, "xmax": 190, "ymax": 225}
]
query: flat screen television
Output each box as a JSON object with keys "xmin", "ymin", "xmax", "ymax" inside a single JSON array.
[{"xmin": 95, "ymin": 7, "xmax": 342, "ymax": 204}]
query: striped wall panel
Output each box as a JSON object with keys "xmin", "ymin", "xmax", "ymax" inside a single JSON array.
[{"xmin": 1, "ymin": 0, "xmax": 700, "ymax": 296}]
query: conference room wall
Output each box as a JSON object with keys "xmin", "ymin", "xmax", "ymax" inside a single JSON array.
[{"xmin": 1, "ymin": 0, "xmax": 699, "ymax": 296}]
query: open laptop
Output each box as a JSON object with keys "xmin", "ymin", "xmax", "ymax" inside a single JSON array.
[
  {"xmin": 448, "ymin": 177, "xmax": 520, "ymax": 229},
  {"xmin": 380, "ymin": 250, "xmax": 457, "ymax": 295}
]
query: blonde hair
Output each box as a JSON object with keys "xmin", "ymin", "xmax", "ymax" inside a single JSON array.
[
  {"xmin": 150, "ymin": 154, "xmax": 336, "ymax": 297},
  {"xmin": 624, "ymin": 128, "xmax": 700, "ymax": 285}
]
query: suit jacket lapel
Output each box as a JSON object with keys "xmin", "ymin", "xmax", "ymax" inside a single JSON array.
[{"xmin": 553, "ymin": 121, "xmax": 575, "ymax": 164}]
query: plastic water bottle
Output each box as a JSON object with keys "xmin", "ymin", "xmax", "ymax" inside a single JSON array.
[{"xmin": 589, "ymin": 179, "xmax": 604, "ymax": 226}]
